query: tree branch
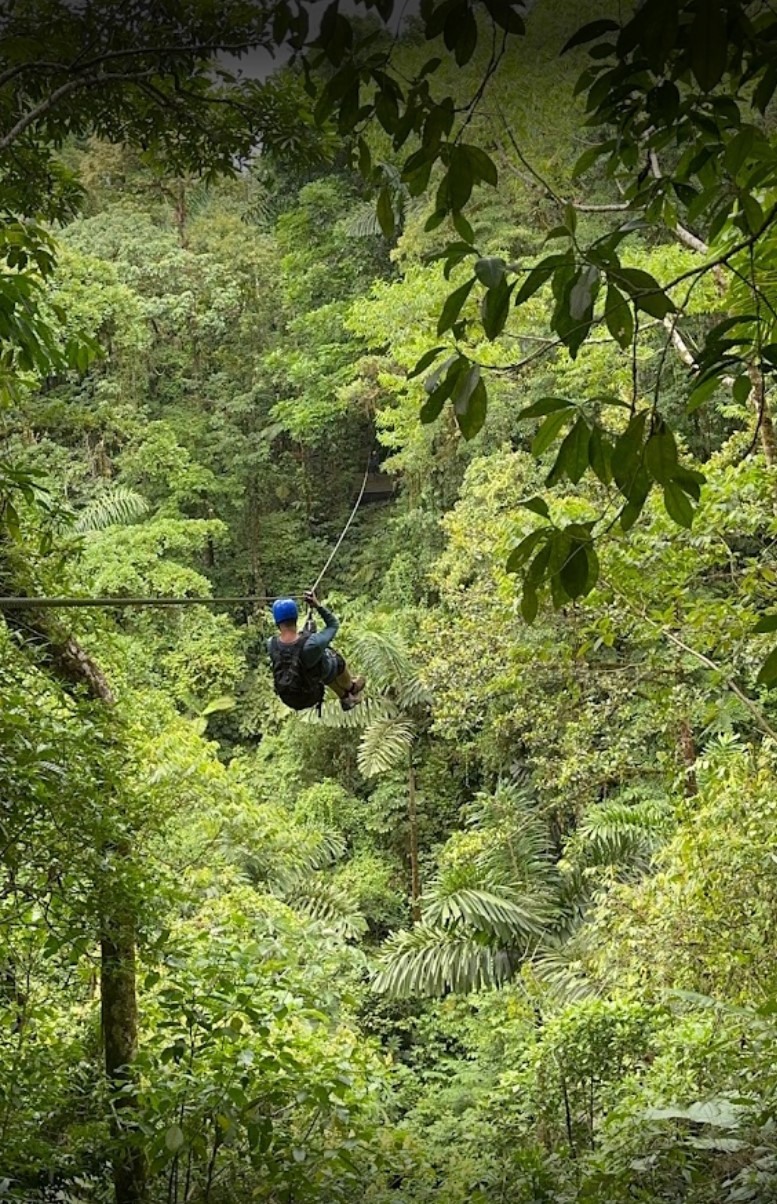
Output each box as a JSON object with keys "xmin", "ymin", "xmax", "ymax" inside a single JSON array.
[
  {"xmin": 610, "ymin": 581, "xmax": 777, "ymax": 743},
  {"xmin": 0, "ymin": 61, "xmax": 67, "ymax": 88},
  {"xmin": 0, "ymin": 69, "xmax": 159, "ymax": 153},
  {"xmin": 496, "ymin": 112, "xmax": 565, "ymax": 206},
  {"xmin": 75, "ymin": 41, "xmax": 264, "ymax": 72},
  {"xmin": 662, "ymin": 627, "xmax": 777, "ymax": 741},
  {"xmin": 573, "ymin": 201, "xmax": 630, "ymax": 213}
]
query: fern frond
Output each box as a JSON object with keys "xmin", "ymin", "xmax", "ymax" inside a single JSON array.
[
  {"xmin": 358, "ymin": 714, "xmax": 415, "ymax": 777},
  {"xmin": 373, "ymin": 924, "xmax": 513, "ymax": 997},
  {"xmin": 282, "ymin": 879, "xmax": 367, "ymax": 940},
  {"xmin": 74, "ymin": 486, "xmax": 148, "ymax": 533}
]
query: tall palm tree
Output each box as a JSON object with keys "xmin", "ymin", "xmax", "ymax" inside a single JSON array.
[
  {"xmin": 373, "ymin": 783, "xmax": 561, "ymax": 996},
  {"xmin": 372, "ymin": 783, "xmax": 674, "ymax": 999},
  {"xmin": 305, "ymin": 630, "xmax": 675, "ymax": 1000}
]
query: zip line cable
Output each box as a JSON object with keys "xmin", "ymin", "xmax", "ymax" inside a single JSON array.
[
  {"xmin": 310, "ymin": 453, "xmax": 371, "ymax": 593},
  {"xmin": 0, "ymin": 595, "xmax": 300, "ymax": 609},
  {"xmin": 0, "ymin": 453, "xmax": 375, "ymax": 612}
]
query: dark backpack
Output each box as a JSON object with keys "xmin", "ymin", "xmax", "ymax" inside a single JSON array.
[{"xmin": 269, "ymin": 634, "xmax": 325, "ymax": 712}]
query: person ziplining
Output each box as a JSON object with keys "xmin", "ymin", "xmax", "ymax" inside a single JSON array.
[
  {"xmin": 0, "ymin": 455, "xmax": 377, "ymax": 722},
  {"xmin": 268, "ymin": 590, "xmax": 366, "ymax": 713}
]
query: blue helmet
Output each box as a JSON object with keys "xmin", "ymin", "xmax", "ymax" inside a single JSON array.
[{"xmin": 272, "ymin": 597, "xmax": 298, "ymax": 625}]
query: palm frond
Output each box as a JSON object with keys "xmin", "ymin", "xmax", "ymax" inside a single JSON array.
[
  {"xmin": 423, "ymin": 886, "xmax": 554, "ymax": 941},
  {"xmin": 183, "ymin": 178, "xmax": 212, "ymax": 218},
  {"xmin": 464, "ymin": 782, "xmax": 537, "ymax": 831},
  {"xmin": 357, "ymin": 714, "xmax": 416, "ymax": 777},
  {"xmin": 74, "ymin": 486, "xmax": 148, "ymax": 533},
  {"xmin": 575, "ymin": 795, "xmax": 673, "ymax": 870},
  {"xmin": 373, "ymin": 924, "xmax": 513, "ymax": 997},
  {"xmin": 395, "ymin": 673, "xmax": 432, "ymax": 710},
  {"xmin": 530, "ymin": 946, "xmax": 600, "ymax": 1003},
  {"xmin": 282, "ymin": 878, "xmax": 367, "ymax": 940},
  {"xmin": 270, "ymin": 823, "xmax": 346, "ymax": 887},
  {"xmin": 351, "ymin": 628, "xmax": 415, "ymax": 692},
  {"xmin": 345, "ymin": 204, "xmax": 383, "ymax": 238},
  {"xmin": 305, "ymin": 823, "xmax": 347, "ymax": 868},
  {"xmin": 297, "ymin": 694, "xmax": 397, "ymax": 730},
  {"xmin": 371, "ymin": 780, "xmax": 565, "ymax": 1000},
  {"xmin": 344, "ymin": 164, "xmax": 408, "ymax": 239},
  {"xmin": 238, "ymin": 818, "xmax": 346, "ymax": 892},
  {"xmin": 457, "ymin": 784, "xmax": 558, "ymax": 893}
]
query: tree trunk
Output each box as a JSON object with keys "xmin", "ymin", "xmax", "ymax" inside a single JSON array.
[
  {"xmin": 300, "ymin": 442, "xmax": 314, "ymax": 530},
  {"xmin": 408, "ymin": 754, "xmax": 421, "ymax": 921},
  {"xmin": 0, "ymin": 549, "xmax": 146, "ymax": 1203},
  {"xmin": 174, "ymin": 179, "xmax": 188, "ymax": 248},
  {"xmin": 749, "ymin": 366, "xmax": 777, "ymax": 467},
  {"xmin": 0, "ymin": 608, "xmax": 115, "ymax": 702},
  {"xmin": 102, "ymin": 916, "xmax": 147, "ymax": 1202},
  {"xmin": 678, "ymin": 718, "xmax": 698, "ymax": 797}
]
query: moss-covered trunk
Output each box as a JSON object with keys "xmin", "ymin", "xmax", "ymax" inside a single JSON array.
[
  {"xmin": 102, "ymin": 917, "xmax": 147, "ymax": 1203},
  {"xmin": 0, "ymin": 549, "xmax": 146, "ymax": 1202}
]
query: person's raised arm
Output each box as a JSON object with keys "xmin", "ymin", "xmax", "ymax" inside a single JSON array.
[{"xmin": 302, "ymin": 590, "xmax": 339, "ymax": 653}]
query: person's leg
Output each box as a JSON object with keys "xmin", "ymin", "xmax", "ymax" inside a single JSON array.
[
  {"xmin": 332, "ymin": 655, "xmax": 365, "ymax": 697},
  {"xmin": 333, "ymin": 659, "xmax": 354, "ymax": 695},
  {"xmin": 323, "ymin": 652, "xmax": 364, "ymax": 706},
  {"xmin": 329, "ymin": 674, "xmax": 350, "ymax": 699},
  {"xmin": 322, "ymin": 651, "xmax": 350, "ymax": 698}
]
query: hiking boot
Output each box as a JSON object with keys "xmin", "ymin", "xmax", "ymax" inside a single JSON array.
[
  {"xmin": 340, "ymin": 693, "xmax": 362, "ymax": 712},
  {"xmin": 350, "ymin": 676, "xmax": 366, "ymax": 697}
]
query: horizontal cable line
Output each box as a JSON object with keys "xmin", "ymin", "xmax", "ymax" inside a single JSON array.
[
  {"xmin": 0, "ymin": 595, "xmax": 301, "ymax": 609},
  {"xmin": 0, "ymin": 448, "xmax": 377, "ymax": 614}
]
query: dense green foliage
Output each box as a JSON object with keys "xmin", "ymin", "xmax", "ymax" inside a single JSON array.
[{"xmin": 5, "ymin": 2, "xmax": 777, "ymax": 1202}]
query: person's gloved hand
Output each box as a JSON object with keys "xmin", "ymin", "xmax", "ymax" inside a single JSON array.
[{"xmin": 304, "ymin": 589, "xmax": 319, "ymax": 609}]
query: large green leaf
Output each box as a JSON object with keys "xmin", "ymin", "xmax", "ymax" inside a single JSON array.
[
  {"xmin": 691, "ymin": 1, "xmax": 727, "ymax": 92},
  {"xmin": 663, "ymin": 480, "xmax": 694, "ymax": 528},
  {"xmin": 562, "ymin": 18, "xmax": 620, "ymax": 53},
  {"xmin": 757, "ymin": 645, "xmax": 777, "ymax": 687},
  {"xmin": 481, "ymin": 277, "xmax": 512, "ymax": 340},
  {"xmin": 532, "ymin": 409, "xmax": 573, "ymax": 456},
  {"xmin": 437, "ymin": 277, "xmax": 475, "ymax": 334},
  {"xmin": 605, "ymin": 283, "xmax": 634, "ymax": 349},
  {"xmin": 644, "ymin": 423, "xmax": 678, "ymax": 485},
  {"xmin": 613, "ymin": 267, "xmax": 676, "ymax": 318},
  {"xmin": 475, "ymin": 256, "xmax": 506, "ymax": 288},
  {"xmin": 454, "ymin": 374, "xmax": 488, "ymax": 439},
  {"xmin": 551, "ymin": 416, "xmax": 591, "ymax": 484}
]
